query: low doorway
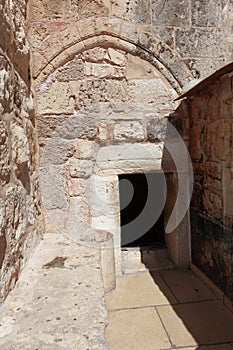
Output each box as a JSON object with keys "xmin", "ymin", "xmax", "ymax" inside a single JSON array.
[{"xmin": 119, "ymin": 173, "xmax": 172, "ymax": 272}]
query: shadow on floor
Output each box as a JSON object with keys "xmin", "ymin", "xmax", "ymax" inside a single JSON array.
[{"xmin": 141, "ymin": 247, "xmax": 233, "ymax": 349}]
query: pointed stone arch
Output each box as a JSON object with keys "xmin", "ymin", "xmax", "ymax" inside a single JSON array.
[{"xmin": 32, "ymin": 17, "xmax": 194, "ymax": 93}]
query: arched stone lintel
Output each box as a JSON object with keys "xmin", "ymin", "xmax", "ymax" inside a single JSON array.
[{"xmin": 33, "ymin": 17, "xmax": 195, "ymax": 93}]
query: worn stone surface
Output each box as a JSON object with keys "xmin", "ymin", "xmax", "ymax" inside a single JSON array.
[
  {"xmin": 0, "ymin": 1, "xmax": 42, "ymax": 301},
  {"xmin": 0, "ymin": 233, "xmax": 108, "ymax": 349},
  {"xmin": 182, "ymin": 72, "xmax": 233, "ymax": 301},
  {"xmin": 176, "ymin": 28, "xmax": 226, "ymax": 58},
  {"xmin": 152, "ymin": 0, "xmax": 190, "ymax": 26},
  {"xmin": 191, "ymin": 0, "xmax": 227, "ymax": 27},
  {"xmin": 24, "ymin": 0, "xmax": 233, "ymax": 309}
]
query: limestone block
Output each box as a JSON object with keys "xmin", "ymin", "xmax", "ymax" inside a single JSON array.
[
  {"xmin": 0, "ymin": 199, "xmax": 5, "ymax": 237},
  {"xmin": 0, "ymin": 121, "xmax": 10, "ymax": 185},
  {"xmin": 176, "ymin": 28, "xmax": 225, "ymax": 58},
  {"xmin": 36, "ymin": 115, "xmax": 67, "ymax": 138},
  {"xmin": 204, "ymin": 121, "xmax": 233, "ymax": 161},
  {"xmin": 0, "ymin": 58, "xmax": 14, "ymax": 113},
  {"xmin": 56, "ymin": 57, "xmax": 84, "ymax": 82},
  {"xmin": 222, "ymin": 164, "xmax": 233, "ymax": 225},
  {"xmin": 56, "ymin": 112, "xmax": 99, "ymax": 140},
  {"xmin": 37, "ymin": 82, "xmax": 73, "ymax": 115},
  {"xmin": 41, "ymin": 137, "xmax": 73, "ymax": 165},
  {"xmin": 29, "ymin": 0, "xmax": 71, "ymax": 21},
  {"xmin": 146, "ymin": 27, "xmax": 174, "ymax": 48},
  {"xmin": 89, "ymin": 174, "xmax": 119, "ymax": 217},
  {"xmin": 69, "ymin": 159, "xmax": 94, "ymax": 179},
  {"xmin": 127, "ymin": 79, "xmax": 176, "ymax": 110},
  {"xmin": 10, "ymin": 121, "xmax": 30, "ymax": 166},
  {"xmin": 40, "ymin": 166, "xmax": 69, "ymax": 210},
  {"xmin": 111, "ymin": 0, "xmax": 150, "ymax": 23},
  {"xmin": 114, "ymin": 121, "xmax": 144, "ymax": 141},
  {"xmin": 69, "ymin": 197, "xmax": 90, "ymax": 224},
  {"xmin": 84, "ymin": 62, "xmax": 125, "ymax": 79},
  {"xmin": 73, "ymin": 140, "xmax": 96, "ymax": 159},
  {"xmin": 107, "ymin": 48, "xmax": 127, "ymax": 66},
  {"xmin": 68, "ymin": 178, "xmax": 89, "ymax": 197},
  {"xmin": 5, "ymin": 186, "xmax": 27, "ymax": 241},
  {"xmin": 206, "ymin": 161, "xmax": 222, "ymax": 180},
  {"xmin": 147, "ymin": 118, "xmax": 169, "ymax": 142},
  {"xmin": 189, "ymin": 124, "xmax": 203, "ymax": 161},
  {"xmin": 203, "ymin": 188, "xmax": 222, "ymax": 220},
  {"xmin": 126, "ymin": 54, "xmax": 158, "ymax": 80},
  {"xmin": 95, "ymin": 143, "xmax": 163, "ymax": 174},
  {"xmin": 192, "ymin": 0, "xmax": 227, "ymax": 27},
  {"xmin": 82, "ymin": 47, "xmax": 107, "ymax": 63},
  {"xmin": 185, "ymin": 59, "xmax": 226, "ymax": 80},
  {"xmin": 71, "ymin": 0, "xmax": 109, "ymax": 19},
  {"xmin": 152, "ymin": 0, "xmax": 190, "ymax": 26}
]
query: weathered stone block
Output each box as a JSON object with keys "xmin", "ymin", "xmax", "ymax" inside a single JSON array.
[
  {"xmin": 203, "ymin": 189, "xmax": 222, "ymax": 220},
  {"xmin": 222, "ymin": 164, "xmax": 233, "ymax": 225},
  {"xmin": 73, "ymin": 140, "xmax": 96, "ymax": 159},
  {"xmin": 5, "ymin": 185, "xmax": 27, "ymax": 241},
  {"xmin": 107, "ymin": 48, "xmax": 127, "ymax": 66},
  {"xmin": 10, "ymin": 121, "xmax": 30, "ymax": 166},
  {"xmin": 71, "ymin": 0, "xmax": 109, "ymax": 19},
  {"xmin": 69, "ymin": 159, "xmax": 94, "ymax": 179},
  {"xmin": 29, "ymin": 0, "xmax": 71, "ymax": 21},
  {"xmin": 37, "ymin": 82, "xmax": 73, "ymax": 115},
  {"xmin": 189, "ymin": 124, "xmax": 203, "ymax": 161},
  {"xmin": 125, "ymin": 54, "xmax": 157, "ymax": 80},
  {"xmin": 40, "ymin": 166, "xmax": 69, "ymax": 210},
  {"xmin": 147, "ymin": 118, "xmax": 168, "ymax": 142},
  {"xmin": 111, "ymin": 0, "xmax": 150, "ymax": 23},
  {"xmin": 152, "ymin": 0, "xmax": 190, "ymax": 26},
  {"xmin": 146, "ymin": 27, "xmax": 174, "ymax": 48},
  {"xmin": 192, "ymin": 0, "xmax": 227, "ymax": 27},
  {"xmin": 84, "ymin": 62, "xmax": 125, "ymax": 79},
  {"xmin": 95, "ymin": 143, "xmax": 163, "ymax": 174},
  {"xmin": 176, "ymin": 29, "xmax": 225, "ymax": 58},
  {"xmin": 114, "ymin": 121, "xmax": 144, "ymax": 141},
  {"xmin": 203, "ymin": 121, "xmax": 232, "ymax": 161},
  {"xmin": 56, "ymin": 113, "xmax": 99, "ymax": 140},
  {"xmin": 185, "ymin": 59, "xmax": 226, "ymax": 80},
  {"xmin": 56, "ymin": 57, "xmax": 84, "ymax": 82},
  {"xmin": 68, "ymin": 178, "xmax": 89, "ymax": 197},
  {"xmin": 0, "ymin": 121, "xmax": 10, "ymax": 185},
  {"xmin": 82, "ymin": 47, "xmax": 107, "ymax": 63},
  {"xmin": 41, "ymin": 136, "xmax": 73, "ymax": 165}
]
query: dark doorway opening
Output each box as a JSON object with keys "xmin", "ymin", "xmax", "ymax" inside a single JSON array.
[{"xmin": 119, "ymin": 173, "xmax": 166, "ymax": 248}]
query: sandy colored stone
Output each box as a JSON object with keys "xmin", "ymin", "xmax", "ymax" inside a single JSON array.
[
  {"xmin": 160, "ymin": 269, "xmax": 216, "ymax": 303},
  {"xmin": 106, "ymin": 308, "xmax": 170, "ymax": 350},
  {"xmin": 106, "ymin": 271, "xmax": 177, "ymax": 310},
  {"xmin": 157, "ymin": 301, "xmax": 233, "ymax": 347}
]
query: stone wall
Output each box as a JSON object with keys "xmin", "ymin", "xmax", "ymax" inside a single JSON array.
[
  {"xmin": 0, "ymin": 0, "xmax": 42, "ymax": 301},
  {"xmin": 187, "ymin": 72, "xmax": 233, "ymax": 302},
  {"xmin": 27, "ymin": 0, "xmax": 233, "ymax": 295},
  {"xmin": 34, "ymin": 44, "xmax": 179, "ymax": 269},
  {"xmin": 28, "ymin": 0, "xmax": 233, "ymax": 87}
]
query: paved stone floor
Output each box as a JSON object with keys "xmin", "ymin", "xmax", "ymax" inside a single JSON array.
[
  {"xmin": 0, "ymin": 235, "xmax": 232, "ymax": 350},
  {"xmin": 0, "ymin": 233, "xmax": 108, "ymax": 350},
  {"xmin": 106, "ymin": 269, "xmax": 233, "ymax": 350}
]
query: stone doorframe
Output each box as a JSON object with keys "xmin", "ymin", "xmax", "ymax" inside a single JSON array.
[{"xmin": 89, "ymin": 142, "xmax": 192, "ymax": 275}]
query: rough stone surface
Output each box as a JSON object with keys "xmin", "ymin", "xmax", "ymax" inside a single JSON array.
[
  {"xmin": 1, "ymin": 0, "xmax": 231, "ymax": 313},
  {"xmin": 0, "ymin": 233, "xmax": 108, "ymax": 350},
  {"xmin": 0, "ymin": 1, "xmax": 42, "ymax": 301},
  {"xmin": 179, "ymin": 72, "xmax": 233, "ymax": 301}
]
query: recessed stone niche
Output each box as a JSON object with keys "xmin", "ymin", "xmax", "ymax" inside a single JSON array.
[{"xmin": 36, "ymin": 45, "xmax": 191, "ymax": 275}]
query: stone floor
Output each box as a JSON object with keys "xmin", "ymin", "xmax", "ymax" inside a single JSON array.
[
  {"xmin": 0, "ymin": 236, "xmax": 232, "ymax": 350},
  {"xmin": 0, "ymin": 233, "xmax": 108, "ymax": 350},
  {"xmin": 106, "ymin": 269, "xmax": 233, "ymax": 350}
]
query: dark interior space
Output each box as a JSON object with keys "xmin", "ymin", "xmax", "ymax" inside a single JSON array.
[{"xmin": 119, "ymin": 173, "xmax": 166, "ymax": 248}]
